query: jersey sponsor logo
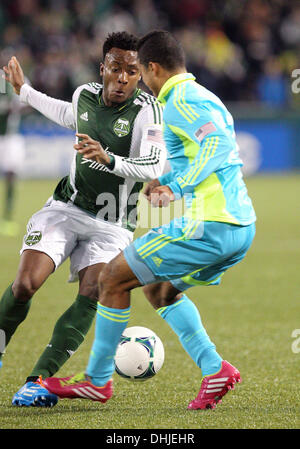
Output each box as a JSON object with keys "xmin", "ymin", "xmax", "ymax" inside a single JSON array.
[
  {"xmin": 24, "ymin": 230, "xmax": 42, "ymax": 246},
  {"xmin": 113, "ymin": 117, "xmax": 130, "ymax": 137},
  {"xmin": 194, "ymin": 121, "xmax": 217, "ymax": 143},
  {"xmin": 80, "ymin": 111, "xmax": 89, "ymax": 121}
]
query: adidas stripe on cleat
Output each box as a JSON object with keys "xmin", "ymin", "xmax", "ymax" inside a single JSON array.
[
  {"xmin": 43, "ymin": 372, "xmax": 113, "ymax": 403},
  {"xmin": 188, "ymin": 360, "xmax": 241, "ymax": 410}
]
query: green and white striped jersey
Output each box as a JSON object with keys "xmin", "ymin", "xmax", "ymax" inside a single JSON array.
[{"xmin": 20, "ymin": 83, "xmax": 167, "ymax": 231}]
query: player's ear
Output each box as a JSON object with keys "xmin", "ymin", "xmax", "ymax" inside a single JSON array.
[
  {"xmin": 148, "ymin": 62, "xmax": 154, "ymax": 72},
  {"xmin": 149, "ymin": 62, "xmax": 159, "ymax": 75},
  {"xmin": 100, "ymin": 63, "xmax": 104, "ymax": 77}
]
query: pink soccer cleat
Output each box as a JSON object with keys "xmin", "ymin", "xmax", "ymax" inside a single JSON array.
[
  {"xmin": 43, "ymin": 372, "xmax": 113, "ymax": 403},
  {"xmin": 188, "ymin": 360, "xmax": 241, "ymax": 410}
]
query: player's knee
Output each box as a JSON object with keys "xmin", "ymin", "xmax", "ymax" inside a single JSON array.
[
  {"xmin": 143, "ymin": 284, "xmax": 183, "ymax": 309},
  {"xmin": 79, "ymin": 283, "xmax": 99, "ymax": 301},
  {"xmin": 12, "ymin": 276, "xmax": 40, "ymax": 301},
  {"xmin": 98, "ymin": 262, "xmax": 123, "ymax": 296},
  {"xmin": 143, "ymin": 284, "xmax": 161, "ymax": 308}
]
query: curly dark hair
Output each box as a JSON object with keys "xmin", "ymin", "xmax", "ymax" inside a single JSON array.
[{"xmin": 102, "ymin": 31, "xmax": 139, "ymax": 60}]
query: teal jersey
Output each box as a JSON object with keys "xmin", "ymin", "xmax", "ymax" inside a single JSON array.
[{"xmin": 158, "ymin": 73, "xmax": 256, "ymax": 226}]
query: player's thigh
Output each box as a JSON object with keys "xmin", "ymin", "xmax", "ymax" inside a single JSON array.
[
  {"xmin": 124, "ymin": 221, "xmax": 255, "ymax": 285},
  {"xmin": 13, "ymin": 249, "xmax": 55, "ymax": 299},
  {"xmin": 171, "ymin": 223, "xmax": 256, "ymax": 291},
  {"xmin": 122, "ymin": 224, "xmax": 210, "ymax": 285}
]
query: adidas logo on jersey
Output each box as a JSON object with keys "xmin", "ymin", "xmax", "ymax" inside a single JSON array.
[
  {"xmin": 152, "ymin": 256, "xmax": 163, "ymax": 267},
  {"xmin": 80, "ymin": 111, "xmax": 89, "ymax": 121}
]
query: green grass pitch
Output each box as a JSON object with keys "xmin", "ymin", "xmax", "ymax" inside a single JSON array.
[{"xmin": 0, "ymin": 174, "xmax": 299, "ymax": 429}]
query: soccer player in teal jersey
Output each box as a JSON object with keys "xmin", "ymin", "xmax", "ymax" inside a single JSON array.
[
  {"xmin": 0, "ymin": 32, "xmax": 167, "ymax": 406},
  {"xmin": 44, "ymin": 31, "xmax": 256, "ymax": 410}
]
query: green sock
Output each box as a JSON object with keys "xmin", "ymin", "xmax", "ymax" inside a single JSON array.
[
  {"xmin": 29, "ymin": 294, "xmax": 97, "ymax": 379},
  {"xmin": 0, "ymin": 284, "xmax": 32, "ymax": 360}
]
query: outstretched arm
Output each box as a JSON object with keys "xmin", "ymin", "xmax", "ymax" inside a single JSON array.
[{"xmin": 3, "ymin": 56, "xmax": 75, "ymax": 130}]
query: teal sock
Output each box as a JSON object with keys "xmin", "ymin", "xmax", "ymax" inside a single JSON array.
[
  {"xmin": 86, "ymin": 303, "xmax": 131, "ymax": 386},
  {"xmin": 157, "ymin": 295, "xmax": 222, "ymax": 376}
]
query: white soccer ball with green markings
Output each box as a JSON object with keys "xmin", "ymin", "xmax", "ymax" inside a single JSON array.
[{"xmin": 114, "ymin": 326, "xmax": 165, "ymax": 381}]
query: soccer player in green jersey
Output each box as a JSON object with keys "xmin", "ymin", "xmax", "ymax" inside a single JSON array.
[
  {"xmin": 0, "ymin": 32, "xmax": 167, "ymax": 406},
  {"xmin": 44, "ymin": 31, "xmax": 256, "ymax": 410}
]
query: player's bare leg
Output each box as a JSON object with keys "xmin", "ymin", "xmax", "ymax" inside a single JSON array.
[
  {"xmin": 143, "ymin": 282, "xmax": 184, "ymax": 308},
  {"xmin": 12, "ymin": 249, "xmax": 55, "ymax": 301},
  {"xmin": 98, "ymin": 253, "xmax": 141, "ymax": 309},
  {"xmin": 78, "ymin": 262, "xmax": 106, "ymax": 300}
]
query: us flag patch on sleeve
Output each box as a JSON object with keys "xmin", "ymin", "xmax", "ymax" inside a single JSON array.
[
  {"xmin": 194, "ymin": 122, "xmax": 217, "ymax": 143},
  {"xmin": 146, "ymin": 128, "xmax": 164, "ymax": 144}
]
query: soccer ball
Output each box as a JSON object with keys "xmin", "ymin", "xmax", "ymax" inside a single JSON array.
[{"xmin": 114, "ymin": 326, "xmax": 165, "ymax": 381}]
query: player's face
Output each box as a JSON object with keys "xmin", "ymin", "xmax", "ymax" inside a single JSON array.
[{"xmin": 100, "ymin": 48, "xmax": 140, "ymax": 106}]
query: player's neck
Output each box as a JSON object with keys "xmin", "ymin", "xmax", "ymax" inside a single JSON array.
[{"xmin": 155, "ymin": 67, "xmax": 187, "ymax": 97}]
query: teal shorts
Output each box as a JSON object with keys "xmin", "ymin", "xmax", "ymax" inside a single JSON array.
[{"xmin": 124, "ymin": 219, "xmax": 255, "ymax": 291}]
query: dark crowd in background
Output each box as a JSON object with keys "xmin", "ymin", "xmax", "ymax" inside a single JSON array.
[{"xmin": 1, "ymin": 0, "xmax": 300, "ymax": 108}]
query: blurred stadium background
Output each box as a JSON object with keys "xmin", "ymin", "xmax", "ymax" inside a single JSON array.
[{"xmin": 1, "ymin": 0, "xmax": 300, "ymax": 179}]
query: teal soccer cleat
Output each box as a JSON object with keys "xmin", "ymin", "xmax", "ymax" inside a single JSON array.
[{"xmin": 12, "ymin": 376, "xmax": 58, "ymax": 407}]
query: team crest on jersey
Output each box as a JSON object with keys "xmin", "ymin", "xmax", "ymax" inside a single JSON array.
[
  {"xmin": 25, "ymin": 231, "xmax": 42, "ymax": 246},
  {"xmin": 113, "ymin": 118, "xmax": 130, "ymax": 137}
]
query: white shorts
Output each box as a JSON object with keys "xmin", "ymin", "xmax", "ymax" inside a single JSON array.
[
  {"xmin": 20, "ymin": 198, "xmax": 133, "ymax": 282},
  {"xmin": 0, "ymin": 134, "xmax": 26, "ymax": 174}
]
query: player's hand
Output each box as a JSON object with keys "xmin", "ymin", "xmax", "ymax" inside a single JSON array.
[
  {"xmin": 74, "ymin": 133, "xmax": 111, "ymax": 165},
  {"xmin": 2, "ymin": 56, "xmax": 25, "ymax": 95},
  {"xmin": 143, "ymin": 179, "xmax": 161, "ymax": 200},
  {"xmin": 149, "ymin": 185, "xmax": 175, "ymax": 207}
]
